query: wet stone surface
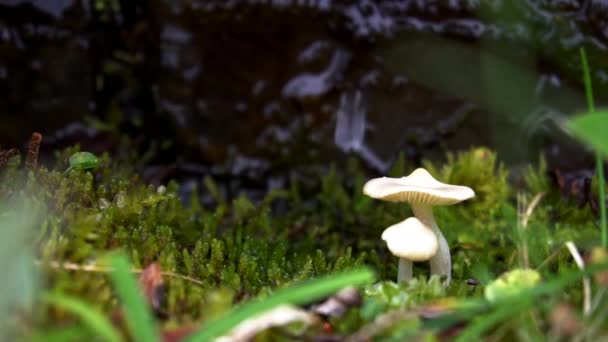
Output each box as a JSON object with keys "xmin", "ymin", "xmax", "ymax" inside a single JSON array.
[{"xmin": 1, "ymin": 0, "xmax": 607, "ymax": 200}]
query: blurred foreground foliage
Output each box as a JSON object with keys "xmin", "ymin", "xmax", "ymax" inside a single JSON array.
[{"xmin": 0, "ymin": 145, "xmax": 604, "ymax": 340}]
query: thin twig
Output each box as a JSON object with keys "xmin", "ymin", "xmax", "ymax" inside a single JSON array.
[
  {"xmin": 37, "ymin": 260, "xmax": 205, "ymax": 286},
  {"xmin": 578, "ymin": 294, "xmax": 608, "ymax": 341},
  {"xmin": 590, "ymin": 287, "xmax": 607, "ymax": 314},
  {"xmin": 565, "ymin": 242, "xmax": 591, "ymax": 316},
  {"xmin": 535, "ymin": 248, "xmax": 562, "ymax": 271},
  {"xmin": 517, "ymin": 192, "xmax": 545, "ymax": 268},
  {"xmin": 522, "ymin": 192, "xmax": 545, "ymax": 228},
  {"xmin": 161, "ymin": 271, "xmax": 206, "ymax": 286},
  {"xmin": 517, "ymin": 192, "xmax": 526, "ymax": 268}
]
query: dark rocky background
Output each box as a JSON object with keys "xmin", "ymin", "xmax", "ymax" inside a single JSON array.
[{"xmin": 2, "ymin": 0, "xmax": 608, "ymax": 201}]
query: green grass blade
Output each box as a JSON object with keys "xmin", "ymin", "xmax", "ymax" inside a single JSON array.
[
  {"xmin": 187, "ymin": 267, "xmax": 375, "ymax": 342},
  {"xmin": 108, "ymin": 253, "xmax": 159, "ymax": 342},
  {"xmin": 580, "ymin": 48, "xmax": 595, "ymax": 112},
  {"xmin": 42, "ymin": 293, "xmax": 123, "ymax": 342},
  {"xmin": 577, "ymin": 47, "xmax": 607, "ymax": 248},
  {"xmin": 599, "ymin": 153, "xmax": 607, "ymax": 248}
]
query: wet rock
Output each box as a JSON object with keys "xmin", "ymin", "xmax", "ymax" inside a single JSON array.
[
  {"xmin": 0, "ymin": 1, "xmax": 92, "ymax": 146},
  {"xmin": 589, "ymin": 0, "xmax": 608, "ymax": 41},
  {"xmin": 2, "ymin": 0, "xmax": 608, "ymax": 200}
]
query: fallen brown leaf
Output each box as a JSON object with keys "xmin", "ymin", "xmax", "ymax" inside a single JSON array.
[
  {"xmin": 216, "ymin": 305, "xmax": 318, "ymax": 342},
  {"xmin": 311, "ymin": 286, "xmax": 362, "ymax": 318},
  {"xmin": 139, "ymin": 262, "xmax": 165, "ymax": 314},
  {"xmin": 591, "ymin": 247, "xmax": 608, "ymax": 286},
  {"xmin": 162, "ymin": 325, "xmax": 198, "ymax": 342},
  {"xmin": 550, "ymin": 169, "xmax": 602, "ymax": 212},
  {"xmin": 550, "ymin": 302, "xmax": 581, "ymax": 337}
]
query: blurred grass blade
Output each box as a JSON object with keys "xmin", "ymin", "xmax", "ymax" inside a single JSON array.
[
  {"xmin": 31, "ymin": 325, "xmax": 92, "ymax": 342},
  {"xmin": 0, "ymin": 200, "xmax": 40, "ymax": 341},
  {"xmin": 109, "ymin": 253, "xmax": 159, "ymax": 342},
  {"xmin": 187, "ymin": 267, "xmax": 375, "ymax": 342},
  {"xmin": 42, "ymin": 293, "xmax": 123, "ymax": 342},
  {"xmin": 452, "ymin": 262, "xmax": 608, "ymax": 341},
  {"xmin": 576, "ymin": 47, "xmax": 607, "ymax": 248},
  {"xmin": 567, "ymin": 112, "xmax": 608, "ymax": 158}
]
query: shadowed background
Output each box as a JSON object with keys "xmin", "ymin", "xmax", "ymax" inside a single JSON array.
[{"xmin": 2, "ymin": 0, "xmax": 607, "ymax": 201}]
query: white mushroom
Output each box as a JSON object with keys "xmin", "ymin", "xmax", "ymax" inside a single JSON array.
[
  {"xmin": 364, "ymin": 168, "xmax": 475, "ymax": 285},
  {"xmin": 381, "ymin": 217, "xmax": 438, "ymax": 283}
]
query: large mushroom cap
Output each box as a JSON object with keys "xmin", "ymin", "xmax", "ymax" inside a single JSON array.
[
  {"xmin": 363, "ymin": 168, "xmax": 475, "ymax": 205},
  {"xmin": 381, "ymin": 217, "xmax": 438, "ymax": 261}
]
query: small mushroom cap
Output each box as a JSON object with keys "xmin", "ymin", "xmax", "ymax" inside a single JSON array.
[
  {"xmin": 381, "ymin": 217, "xmax": 438, "ymax": 261},
  {"xmin": 363, "ymin": 168, "xmax": 475, "ymax": 205}
]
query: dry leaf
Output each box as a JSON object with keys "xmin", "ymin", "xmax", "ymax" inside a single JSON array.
[
  {"xmin": 550, "ymin": 302, "xmax": 580, "ymax": 337},
  {"xmin": 311, "ymin": 287, "xmax": 362, "ymax": 318},
  {"xmin": 550, "ymin": 169, "xmax": 598, "ymax": 211},
  {"xmin": 216, "ymin": 305, "xmax": 318, "ymax": 342},
  {"xmin": 139, "ymin": 262, "xmax": 165, "ymax": 313},
  {"xmin": 591, "ymin": 247, "xmax": 608, "ymax": 286},
  {"xmin": 162, "ymin": 325, "xmax": 197, "ymax": 342}
]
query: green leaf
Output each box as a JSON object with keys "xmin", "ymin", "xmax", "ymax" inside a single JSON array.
[
  {"xmin": 108, "ymin": 253, "xmax": 159, "ymax": 342},
  {"xmin": 567, "ymin": 112, "xmax": 608, "ymax": 158},
  {"xmin": 42, "ymin": 292, "xmax": 123, "ymax": 342},
  {"xmin": 187, "ymin": 267, "xmax": 375, "ymax": 342},
  {"xmin": 66, "ymin": 152, "xmax": 99, "ymax": 172}
]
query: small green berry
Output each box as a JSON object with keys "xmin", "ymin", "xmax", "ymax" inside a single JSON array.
[
  {"xmin": 484, "ymin": 269, "xmax": 541, "ymax": 303},
  {"xmin": 66, "ymin": 152, "xmax": 99, "ymax": 172}
]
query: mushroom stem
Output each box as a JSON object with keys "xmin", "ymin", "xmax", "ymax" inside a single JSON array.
[
  {"xmin": 411, "ymin": 204, "xmax": 451, "ymax": 284},
  {"xmin": 397, "ymin": 258, "xmax": 412, "ymax": 283}
]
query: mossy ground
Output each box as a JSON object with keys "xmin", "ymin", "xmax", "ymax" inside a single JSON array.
[{"xmin": 0, "ymin": 145, "xmax": 604, "ymax": 340}]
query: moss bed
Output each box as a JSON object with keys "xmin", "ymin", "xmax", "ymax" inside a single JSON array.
[{"xmin": 0, "ymin": 145, "xmax": 605, "ymax": 341}]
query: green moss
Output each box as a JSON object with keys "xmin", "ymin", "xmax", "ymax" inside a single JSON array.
[
  {"xmin": 364, "ymin": 276, "xmax": 446, "ymax": 313},
  {"xmin": 0, "ymin": 146, "xmax": 603, "ymax": 338}
]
